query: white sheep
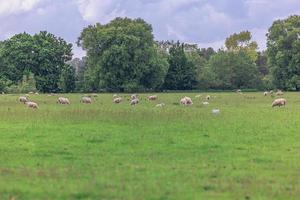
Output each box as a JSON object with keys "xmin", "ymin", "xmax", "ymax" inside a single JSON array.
[
  {"xmin": 113, "ymin": 97, "xmax": 122, "ymax": 103},
  {"xmin": 130, "ymin": 98, "xmax": 139, "ymax": 105},
  {"xmin": 19, "ymin": 96, "xmax": 28, "ymax": 104},
  {"xmin": 180, "ymin": 97, "xmax": 193, "ymax": 106},
  {"xmin": 155, "ymin": 103, "xmax": 165, "ymax": 107},
  {"xmin": 276, "ymin": 90, "xmax": 284, "ymax": 96},
  {"xmin": 80, "ymin": 97, "xmax": 92, "ymax": 104},
  {"xmin": 57, "ymin": 97, "xmax": 70, "ymax": 104},
  {"xmin": 25, "ymin": 101, "xmax": 38, "ymax": 109},
  {"xmin": 272, "ymin": 98, "xmax": 286, "ymax": 107},
  {"xmin": 206, "ymin": 95, "xmax": 211, "ymax": 101},
  {"xmin": 212, "ymin": 109, "xmax": 220, "ymax": 114},
  {"xmin": 148, "ymin": 95, "xmax": 158, "ymax": 101},
  {"xmin": 203, "ymin": 101, "xmax": 209, "ymax": 105}
]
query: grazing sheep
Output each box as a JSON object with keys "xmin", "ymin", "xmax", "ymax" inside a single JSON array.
[
  {"xmin": 206, "ymin": 95, "xmax": 211, "ymax": 101},
  {"xmin": 19, "ymin": 96, "xmax": 28, "ymax": 103},
  {"xmin": 130, "ymin": 98, "xmax": 139, "ymax": 105},
  {"xmin": 272, "ymin": 98, "xmax": 286, "ymax": 107},
  {"xmin": 148, "ymin": 95, "xmax": 158, "ymax": 101},
  {"xmin": 25, "ymin": 101, "xmax": 38, "ymax": 109},
  {"xmin": 57, "ymin": 97, "xmax": 70, "ymax": 104},
  {"xmin": 155, "ymin": 103, "xmax": 165, "ymax": 107},
  {"xmin": 113, "ymin": 97, "xmax": 122, "ymax": 103},
  {"xmin": 35, "ymin": 92, "xmax": 39, "ymax": 95},
  {"xmin": 276, "ymin": 90, "xmax": 284, "ymax": 96},
  {"xmin": 236, "ymin": 89, "xmax": 242, "ymax": 93},
  {"xmin": 212, "ymin": 109, "xmax": 220, "ymax": 114},
  {"xmin": 113, "ymin": 94, "xmax": 118, "ymax": 98},
  {"xmin": 264, "ymin": 91, "xmax": 269, "ymax": 96},
  {"xmin": 81, "ymin": 97, "xmax": 92, "ymax": 104},
  {"xmin": 180, "ymin": 96, "xmax": 193, "ymax": 106},
  {"xmin": 203, "ymin": 101, "xmax": 209, "ymax": 105},
  {"xmin": 131, "ymin": 94, "xmax": 138, "ymax": 100}
]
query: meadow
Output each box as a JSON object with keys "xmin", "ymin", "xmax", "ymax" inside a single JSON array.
[{"xmin": 0, "ymin": 92, "xmax": 299, "ymax": 200}]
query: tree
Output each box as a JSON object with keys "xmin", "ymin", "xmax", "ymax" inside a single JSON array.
[
  {"xmin": 267, "ymin": 15, "xmax": 300, "ymax": 90},
  {"xmin": 32, "ymin": 31, "xmax": 73, "ymax": 92},
  {"xmin": 0, "ymin": 31, "xmax": 73, "ymax": 92},
  {"xmin": 163, "ymin": 42, "xmax": 197, "ymax": 90},
  {"xmin": 59, "ymin": 64, "xmax": 76, "ymax": 92},
  {"xmin": 207, "ymin": 51, "xmax": 261, "ymax": 89},
  {"xmin": 78, "ymin": 17, "xmax": 168, "ymax": 92},
  {"xmin": 225, "ymin": 31, "xmax": 258, "ymax": 62},
  {"xmin": 0, "ymin": 33, "xmax": 35, "ymax": 83}
]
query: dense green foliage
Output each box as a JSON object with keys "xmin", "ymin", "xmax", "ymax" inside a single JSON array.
[
  {"xmin": 267, "ymin": 15, "xmax": 300, "ymax": 90},
  {"xmin": 0, "ymin": 31, "xmax": 73, "ymax": 93},
  {"xmin": 78, "ymin": 17, "xmax": 168, "ymax": 92},
  {"xmin": 163, "ymin": 42, "xmax": 197, "ymax": 90},
  {"xmin": 0, "ymin": 15, "xmax": 299, "ymax": 92},
  {"xmin": 0, "ymin": 92, "xmax": 299, "ymax": 199}
]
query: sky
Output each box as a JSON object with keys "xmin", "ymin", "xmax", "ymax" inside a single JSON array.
[{"xmin": 0, "ymin": 0, "xmax": 299, "ymax": 58}]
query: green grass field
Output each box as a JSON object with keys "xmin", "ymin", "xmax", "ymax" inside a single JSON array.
[{"xmin": 0, "ymin": 92, "xmax": 299, "ymax": 200}]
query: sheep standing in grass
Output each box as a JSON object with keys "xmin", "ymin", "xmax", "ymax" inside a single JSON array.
[
  {"xmin": 81, "ymin": 97, "xmax": 92, "ymax": 104},
  {"xmin": 131, "ymin": 94, "xmax": 138, "ymax": 100},
  {"xmin": 206, "ymin": 95, "xmax": 211, "ymax": 101},
  {"xmin": 130, "ymin": 98, "xmax": 139, "ymax": 106},
  {"xmin": 272, "ymin": 98, "xmax": 286, "ymax": 107},
  {"xmin": 203, "ymin": 101, "xmax": 209, "ymax": 106},
  {"xmin": 113, "ymin": 94, "xmax": 118, "ymax": 98},
  {"xmin": 180, "ymin": 97, "xmax": 193, "ymax": 106},
  {"xmin": 19, "ymin": 96, "xmax": 28, "ymax": 104},
  {"xmin": 25, "ymin": 101, "xmax": 38, "ymax": 109},
  {"xmin": 156, "ymin": 103, "xmax": 165, "ymax": 107},
  {"xmin": 276, "ymin": 90, "xmax": 284, "ymax": 96},
  {"xmin": 264, "ymin": 91, "xmax": 269, "ymax": 96},
  {"xmin": 148, "ymin": 95, "xmax": 157, "ymax": 101},
  {"xmin": 57, "ymin": 97, "xmax": 70, "ymax": 105},
  {"xmin": 113, "ymin": 97, "xmax": 122, "ymax": 104}
]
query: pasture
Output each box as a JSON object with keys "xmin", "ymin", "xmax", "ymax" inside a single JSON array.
[{"xmin": 0, "ymin": 92, "xmax": 299, "ymax": 200}]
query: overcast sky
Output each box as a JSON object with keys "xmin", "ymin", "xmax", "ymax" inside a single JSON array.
[{"xmin": 0, "ymin": 0, "xmax": 299, "ymax": 58}]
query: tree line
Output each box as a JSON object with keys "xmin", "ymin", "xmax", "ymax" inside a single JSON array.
[{"xmin": 0, "ymin": 15, "xmax": 299, "ymax": 93}]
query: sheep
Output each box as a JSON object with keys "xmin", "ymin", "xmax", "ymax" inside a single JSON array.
[
  {"xmin": 264, "ymin": 91, "xmax": 269, "ymax": 96},
  {"xmin": 28, "ymin": 91, "xmax": 34, "ymax": 95},
  {"xmin": 148, "ymin": 95, "xmax": 158, "ymax": 101},
  {"xmin": 131, "ymin": 94, "xmax": 138, "ymax": 100},
  {"xmin": 272, "ymin": 98, "xmax": 286, "ymax": 107},
  {"xmin": 276, "ymin": 90, "xmax": 284, "ymax": 96},
  {"xmin": 25, "ymin": 101, "xmax": 38, "ymax": 109},
  {"xmin": 57, "ymin": 97, "xmax": 70, "ymax": 104},
  {"xmin": 113, "ymin": 94, "xmax": 118, "ymax": 98},
  {"xmin": 155, "ymin": 103, "xmax": 165, "ymax": 107},
  {"xmin": 113, "ymin": 97, "xmax": 122, "ymax": 103},
  {"xmin": 269, "ymin": 90, "xmax": 274, "ymax": 94},
  {"xmin": 236, "ymin": 89, "xmax": 242, "ymax": 93},
  {"xmin": 80, "ymin": 97, "xmax": 92, "ymax": 104},
  {"xmin": 19, "ymin": 96, "xmax": 28, "ymax": 104},
  {"xmin": 130, "ymin": 98, "xmax": 139, "ymax": 106},
  {"xmin": 35, "ymin": 92, "xmax": 39, "ymax": 95},
  {"xmin": 206, "ymin": 95, "xmax": 211, "ymax": 101},
  {"xmin": 203, "ymin": 101, "xmax": 209, "ymax": 105},
  {"xmin": 212, "ymin": 109, "xmax": 220, "ymax": 114},
  {"xmin": 180, "ymin": 96, "xmax": 193, "ymax": 106}
]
